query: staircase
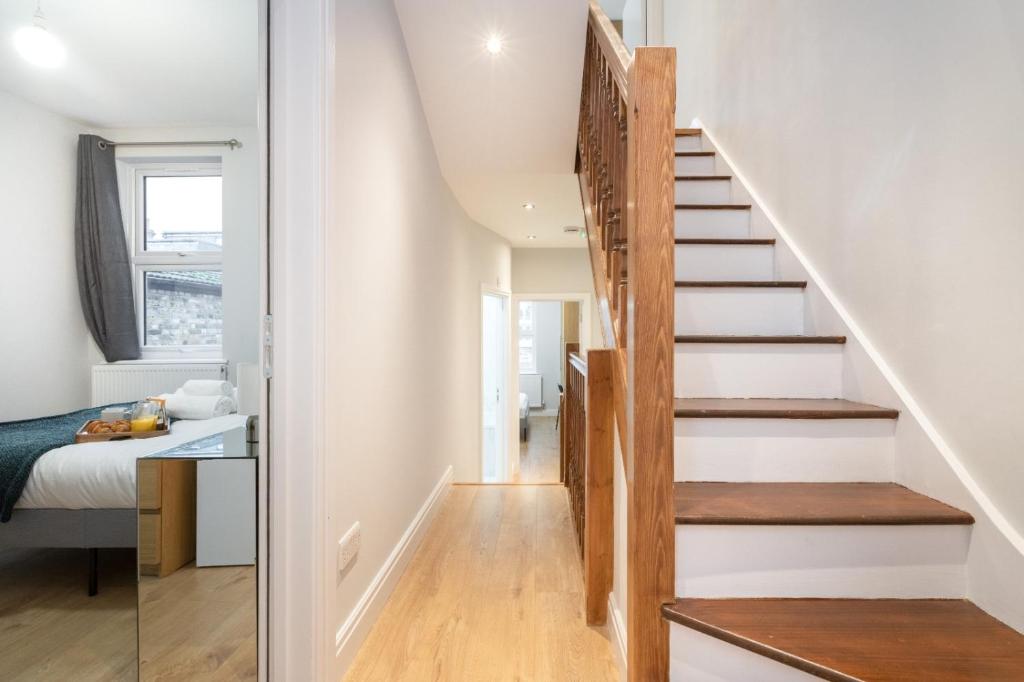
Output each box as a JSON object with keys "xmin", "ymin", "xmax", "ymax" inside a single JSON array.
[
  {"xmin": 661, "ymin": 128, "xmax": 1024, "ymax": 680},
  {"xmin": 574, "ymin": 3, "xmax": 1024, "ymax": 678}
]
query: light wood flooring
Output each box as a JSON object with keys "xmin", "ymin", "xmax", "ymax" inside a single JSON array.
[
  {"xmin": 0, "ymin": 547, "xmax": 256, "ymax": 681},
  {"xmin": 140, "ymin": 562, "xmax": 257, "ymax": 681},
  {"xmin": 516, "ymin": 416, "xmax": 560, "ymax": 483},
  {"xmin": 0, "ymin": 547, "xmax": 138, "ymax": 681},
  {"xmin": 345, "ymin": 485, "xmax": 620, "ymax": 681}
]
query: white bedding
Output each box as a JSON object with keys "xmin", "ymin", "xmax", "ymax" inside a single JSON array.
[{"xmin": 16, "ymin": 414, "xmax": 249, "ymax": 511}]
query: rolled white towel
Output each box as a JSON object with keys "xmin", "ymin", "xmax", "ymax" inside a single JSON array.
[
  {"xmin": 159, "ymin": 393, "xmax": 237, "ymax": 420},
  {"xmin": 180, "ymin": 379, "xmax": 234, "ymax": 397}
]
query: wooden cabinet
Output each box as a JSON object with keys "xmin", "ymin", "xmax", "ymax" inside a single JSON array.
[{"xmin": 138, "ymin": 459, "xmax": 197, "ymax": 577}]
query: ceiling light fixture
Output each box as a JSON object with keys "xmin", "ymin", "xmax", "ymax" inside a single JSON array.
[
  {"xmin": 526, "ymin": 235, "xmax": 537, "ymax": 240},
  {"xmin": 521, "ymin": 202, "xmax": 535, "ymax": 210},
  {"xmin": 14, "ymin": 2, "xmax": 65, "ymax": 69},
  {"xmin": 485, "ymin": 35, "xmax": 503, "ymax": 55}
]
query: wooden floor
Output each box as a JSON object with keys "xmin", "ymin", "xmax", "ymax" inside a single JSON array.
[
  {"xmin": 345, "ymin": 485, "xmax": 620, "ymax": 681},
  {"xmin": 140, "ymin": 562, "xmax": 257, "ymax": 681},
  {"xmin": 0, "ymin": 547, "xmax": 138, "ymax": 682},
  {"xmin": 0, "ymin": 548, "xmax": 256, "ymax": 682},
  {"xmin": 516, "ymin": 416, "xmax": 560, "ymax": 483}
]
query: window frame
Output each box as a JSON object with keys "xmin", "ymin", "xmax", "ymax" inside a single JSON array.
[{"xmin": 123, "ymin": 161, "xmax": 225, "ymax": 359}]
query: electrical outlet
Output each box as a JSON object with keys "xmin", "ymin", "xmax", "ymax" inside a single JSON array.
[{"xmin": 337, "ymin": 522, "xmax": 361, "ymax": 575}]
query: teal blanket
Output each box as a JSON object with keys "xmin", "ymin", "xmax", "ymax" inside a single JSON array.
[{"xmin": 0, "ymin": 405, "xmax": 129, "ymax": 522}]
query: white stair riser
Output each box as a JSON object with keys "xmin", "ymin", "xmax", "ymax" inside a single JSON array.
[
  {"xmin": 676, "ymin": 289, "xmax": 805, "ymax": 335},
  {"xmin": 670, "ymin": 625, "xmax": 819, "ymax": 682},
  {"xmin": 674, "ymin": 418, "xmax": 896, "ymax": 482},
  {"xmin": 676, "ymin": 244, "xmax": 774, "ymax": 282},
  {"xmin": 675, "ymin": 209, "xmax": 750, "ymax": 239},
  {"xmin": 676, "ymin": 155, "xmax": 716, "ymax": 175},
  {"xmin": 676, "ymin": 179, "xmax": 731, "ymax": 204},
  {"xmin": 675, "ymin": 344, "xmax": 843, "ymax": 399},
  {"xmin": 675, "ymin": 135, "xmax": 703, "ymax": 152},
  {"xmin": 676, "ymin": 525, "xmax": 970, "ymax": 598}
]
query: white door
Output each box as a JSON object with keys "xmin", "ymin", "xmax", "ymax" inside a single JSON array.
[{"xmin": 481, "ymin": 292, "xmax": 508, "ymax": 482}]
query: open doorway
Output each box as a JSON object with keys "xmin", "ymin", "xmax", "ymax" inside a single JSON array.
[{"xmin": 513, "ymin": 294, "xmax": 591, "ymax": 483}]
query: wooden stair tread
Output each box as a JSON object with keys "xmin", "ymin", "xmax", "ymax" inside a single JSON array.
[
  {"xmin": 676, "ymin": 203, "xmax": 750, "ymax": 210},
  {"xmin": 676, "ymin": 334, "xmax": 846, "ymax": 344},
  {"xmin": 675, "ymin": 398, "xmax": 898, "ymax": 419},
  {"xmin": 661, "ymin": 599, "xmax": 1021, "ymax": 681},
  {"xmin": 675, "ymin": 128, "xmax": 702, "ymax": 136},
  {"xmin": 676, "ymin": 175, "xmax": 731, "ymax": 181},
  {"xmin": 674, "ymin": 482, "xmax": 974, "ymax": 525},
  {"xmin": 676, "ymin": 238, "xmax": 775, "ymax": 245},
  {"xmin": 676, "ymin": 280, "xmax": 807, "ymax": 288}
]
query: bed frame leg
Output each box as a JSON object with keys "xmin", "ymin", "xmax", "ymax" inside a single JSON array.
[{"xmin": 88, "ymin": 548, "xmax": 98, "ymax": 597}]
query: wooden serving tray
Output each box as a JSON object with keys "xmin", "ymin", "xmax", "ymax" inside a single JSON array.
[{"xmin": 75, "ymin": 420, "xmax": 170, "ymax": 444}]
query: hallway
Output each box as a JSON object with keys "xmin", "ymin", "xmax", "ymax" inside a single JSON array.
[
  {"xmin": 517, "ymin": 416, "xmax": 561, "ymax": 483},
  {"xmin": 345, "ymin": 485, "xmax": 620, "ymax": 681}
]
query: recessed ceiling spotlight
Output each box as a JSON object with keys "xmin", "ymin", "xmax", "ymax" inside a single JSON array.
[
  {"xmin": 485, "ymin": 35, "xmax": 503, "ymax": 55},
  {"xmin": 526, "ymin": 234, "xmax": 537, "ymax": 240},
  {"xmin": 14, "ymin": 2, "xmax": 65, "ymax": 69},
  {"xmin": 563, "ymin": 225, "xmax": 582, "ymax": 234},
  {"xmin": 521, "ymin": 202, "xmax": 535, "ymax": 210}
]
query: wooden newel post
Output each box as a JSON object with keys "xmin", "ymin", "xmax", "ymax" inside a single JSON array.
[
  {"xmin": 625, "ymin": 45, "xmax": 677, "ymax": 682},
  {"xmin": 584, "ymin": 349, "xmax": 615, "ymax": 625}
]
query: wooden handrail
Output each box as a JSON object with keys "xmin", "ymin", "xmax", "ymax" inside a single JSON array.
[
  {"xmin": 577, "ymin": 2, "xmax": 676, "ymax": 679},
  {"xmin": 568, "ymin": 352, "xmax": 588, "ymax": 376}
]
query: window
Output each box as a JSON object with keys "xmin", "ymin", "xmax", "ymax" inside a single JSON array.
[
  {"xmin": 518, "ymin": 301, "xmax": 537, "ymax": 373},
  {"xmin": 126, "ymin": 163, "xmax": 223, "ymax": 357}
]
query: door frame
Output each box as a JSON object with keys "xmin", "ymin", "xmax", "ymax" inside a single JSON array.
[
  {"xmin": 509, "ymin": 292, "xmax": 593, "ymax": 482},
  {"xmin": 480, "ymin": 285, "xmax": 512, "ymax": 482}
]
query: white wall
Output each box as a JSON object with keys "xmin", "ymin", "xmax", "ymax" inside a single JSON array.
[
  {"xmin": 511, "ymin": 247, "xmax": 602, "ymax": 348},
  {"xmin": 667, "ymin": 0, "xmax": 1024, "ymax": 542},
  {"xmin": 0, "ymin": 89, "xmax": 92, "ymax": 421},
  {"xmin": 526, "ymin": 300, "xmax": 563, "ymax": 412},
  {"xmin": 96, "ymin": 126, "xmax": 261, "ymax": 379},
  {"xmin": 325, "ymin": 0, "xmax": 510, "ymax": 676}
]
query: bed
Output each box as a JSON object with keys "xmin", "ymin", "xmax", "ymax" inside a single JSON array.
[
  {"xmin": 519, "ymin": 392, "xmax": 530, "ymax": 441},
  {"xmin": 1, "ymin": 411, "xmax": 249, "ymax": 593}
]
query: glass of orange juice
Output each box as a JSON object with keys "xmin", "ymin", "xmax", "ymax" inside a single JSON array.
[{"xmin": 130, "ymin": 401, "xmax": 159, "ymax": 432}]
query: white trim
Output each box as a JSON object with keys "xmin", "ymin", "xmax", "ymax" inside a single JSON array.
[
  {"xmin": 481, "ymin": 284, "xmax": 512, "ymax": 482},
  {"xmin": 607, "ymin": 591, "xmax": 628, "ymax": 678},
  {"xmin": 269, "ymin": 0, "xmax": 331, "ymax": 678},
  {"xmin": 530, "ymin": 408, "xmax": 559, "ymax": 418},
  {"xmin": 333, "ymin": 466, "xmax": 454, "ymax": 666}
]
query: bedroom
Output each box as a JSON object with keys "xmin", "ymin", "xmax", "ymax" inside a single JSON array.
[{"xmin": 0, "ymin": 1, "xmax": 264, "ymax": 680}]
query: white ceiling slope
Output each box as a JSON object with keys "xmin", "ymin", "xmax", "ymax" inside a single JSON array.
[
  {"xmin": 394, "ymin": 0, "xmax": 589, "ymax": 247},
  {"xmin": 0, "ymin": 0, "xmax": 258, "ymax": 128}
]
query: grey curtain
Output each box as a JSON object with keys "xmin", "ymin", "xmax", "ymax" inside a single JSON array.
[{"xmin": 74, "ymin": 135, "xmax": 141, "ymax": 361}]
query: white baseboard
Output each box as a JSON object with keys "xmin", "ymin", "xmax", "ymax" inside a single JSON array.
[
  {"xmin": 333, "ymin": 465, "xmax": 454, "ymax": 669},
  {"xmin": 607, "ymin": 592, "xmax": 627, "ymax": 679}
]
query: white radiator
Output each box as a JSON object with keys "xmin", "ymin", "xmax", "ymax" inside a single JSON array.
[
  {"xmin": 519, "ymin": 373, "xmax": 544, "ymax": 408},
  {"xmin": 91, "ymin": 362, "xmax": 227, "ymax": 406}
]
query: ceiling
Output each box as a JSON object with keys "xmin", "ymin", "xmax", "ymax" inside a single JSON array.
[
  {"xmin": 0, "ymin": 0, "xmax": 258, "ymax": 128},
  {"xmin": 394, "ymin": 0, "xmax": 589, "ymax": 248}
]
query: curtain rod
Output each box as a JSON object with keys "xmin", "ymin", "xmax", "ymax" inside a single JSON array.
[{"xmin": 96, "ymin": 138, "xmax": 241, "ymax": 151}]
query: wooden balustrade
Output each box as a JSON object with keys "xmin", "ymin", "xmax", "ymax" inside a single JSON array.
[
  {"xmin": 563, "ymin": 344, "xmax": 586, "ymax": 559},
  {"xmin": 561, "ymin": 345, "xmax": 616, "ymax": 627},
  {"xmin": 577, "ymin": 2, "xmax": 676, "ymax": 679}
]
